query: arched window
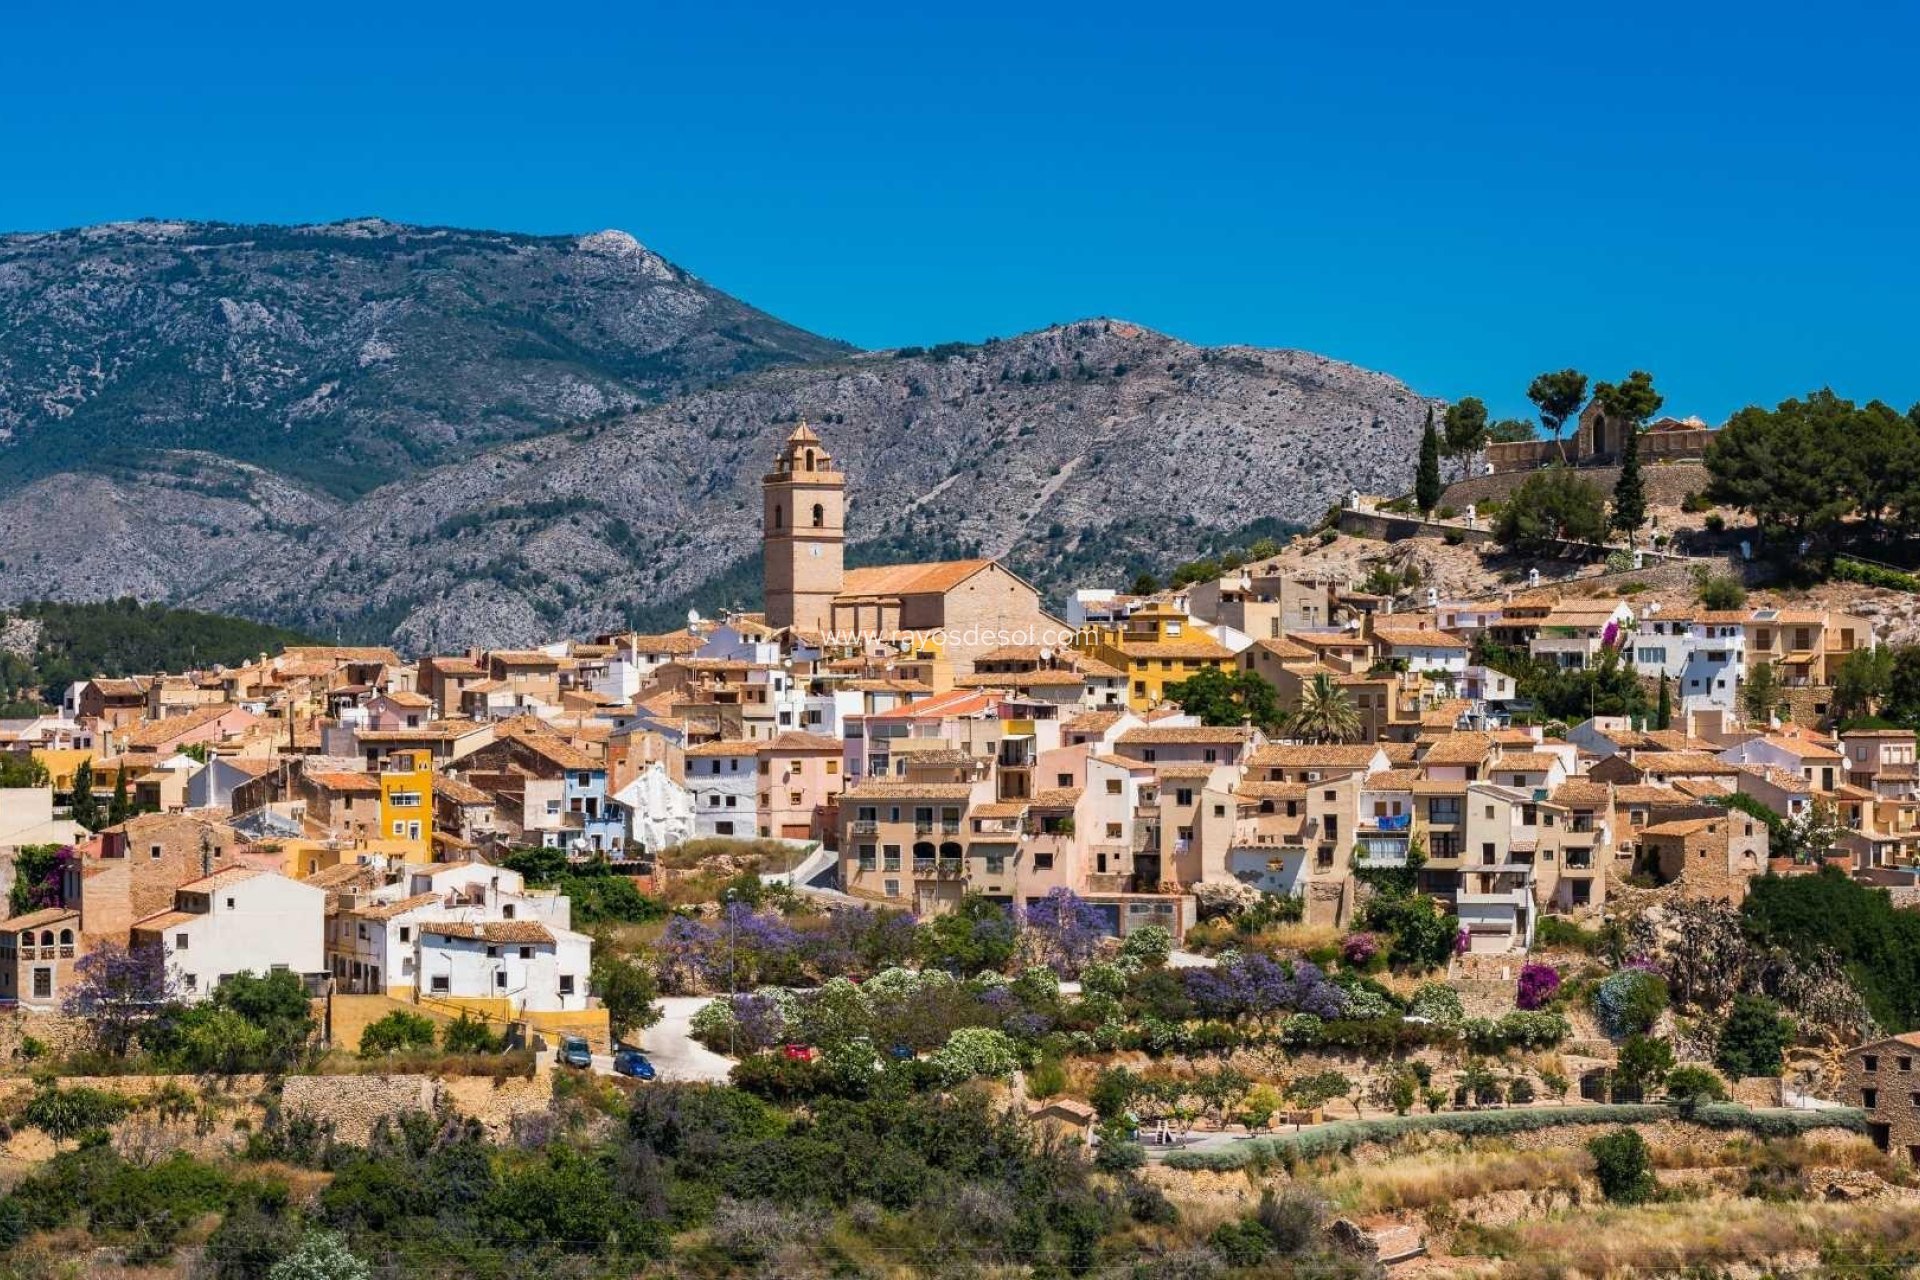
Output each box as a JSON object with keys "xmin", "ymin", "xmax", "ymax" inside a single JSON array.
[
  {"xmin": 38, "ymin": 931, "xmax": 52, "ymax": 947},
  {"xmin": 912, "ymin": 841, "xmax": 936, "ymax": 861},
  {"xmin": 939, "ymin": 841, "xmax": 963, "ymax": 860},
  {"xmin": 58, "ymin": 929, "xmax": 72, "ymax": 946},
  {"xmin": 811, "ymin": 502, "xmax": 825, "ymax": 528},
  {"xmin": 804, "ymin": 449, "xmax": 815, "ymax": 471},
  {"xmin": 772, "ymin": 505, "xmax": 783, "ymax": 531}
]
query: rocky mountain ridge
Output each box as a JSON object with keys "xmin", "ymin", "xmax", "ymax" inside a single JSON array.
[{"xmin": 0, "ymin": 222, "xmax": 1438, "ymax": 649}]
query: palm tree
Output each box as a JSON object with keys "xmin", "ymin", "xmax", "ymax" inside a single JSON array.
[{"xmin": 1286, "ymin": 674, "xmax": 1362, "ymax": 743}]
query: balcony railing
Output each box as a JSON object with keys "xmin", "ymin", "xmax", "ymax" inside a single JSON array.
[{"xmin": 850, "ymin": 820, "xmax": 879, "ymax": 835}]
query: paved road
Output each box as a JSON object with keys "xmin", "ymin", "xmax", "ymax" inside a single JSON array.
[{"xmin": 639, "ymin": 995, "xmax": 735, "ymax": 1082}]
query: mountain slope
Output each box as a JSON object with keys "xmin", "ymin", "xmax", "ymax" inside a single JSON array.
[
  {"xmin": 174, "ymin": 320, "xmax": 1432, "ymax": 647},
  {"xmin": 0, "ymin": 219, "xmax": 850, "ymax": 497}
]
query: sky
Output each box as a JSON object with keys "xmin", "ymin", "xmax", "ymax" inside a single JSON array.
[{"xmin": 3, "ymin": 0, "xmax": 1915, "ymax": 423}]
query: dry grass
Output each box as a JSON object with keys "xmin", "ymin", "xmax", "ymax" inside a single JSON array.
[
  {"xmin": 658, "ymin": 837, "xmax": 809, "ymax": 871},
  {"xmin": 1320, "ymin": 1148, "xmax": 1588, "ymax": 1215},
  {"xmin": 1472, "ymin": 1196, "xmax": 1920, "ymax": 1279},
  {"xmin": 1245, "ymin": 922, "xmax": 1345, "ymax": 957}
]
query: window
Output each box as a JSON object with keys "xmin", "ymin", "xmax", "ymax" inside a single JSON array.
[
  {"xmin": 1106, "ymin": 823, "xmax": 1123, "ymax": 839},
  {"xmin": 1864, "ymin": 1055, "xmax": 1879, "ymax": 1073},
  {"xmin": 1863, "ymin": 1087, "xmax": 1879, "ymax": 1109},
  {"xmin": 1142, "ymin": 748, "xmax": 1157, "ymax": 762},
  {"xmin": 519, "ymin": 946, "xmax": 533, "ymax": 959},
  {"xmin": 1203, "ymin": 748, "xmax": 1217, "ymax": 763},
  {"xmin": 494, "ymin": 971, "xmax": 508, "ymax": 989},
  {"xmin": 31, "ymin": 968, "xmax": 51, "ymax": 1000},
  {"xmin": 559, "ymin": 975, "xmax": 575, "ymax": 995},
  {"xmin": 175, "ymin": 933, "xmax": 190, "ymax": 950},
  {"xmin": 858, "ymin": 846, "xmax": 877, "ymax": 871},
  {"xmin": 399, "ymin": 926, "xmax": 411, "ymax": 943},
  {"xmin": 431, "ymin": 975, "xmax": 449, "ymax": 994},
  {"xmin": 811, "ymin": 502, "xmax": 824, "ymax": 527},
  {"xmin": 1057, "ymin": 773, "xmax": 1073, "ymax": 788},
  {"xmin": 150, "ymin": 845, "xmax": 163, "ymax": 860},
  {"xmin": 1176, "ymin": 788, "xmax": 1193, "ymax": 806},
  {"xmin": 1034, "ymin": 853, "xmax": 1054, "ymax": 870},
  {"xmin": 1106, "ymin": 779, "xmax": 1121, "ymax": 795},
  {"xmin": 182, "ymin": 973, "xmax": 197, "ymax": 991},
  {"xmin": 389, "ymin": 791, "xmax": 421, "ymax": 808}
]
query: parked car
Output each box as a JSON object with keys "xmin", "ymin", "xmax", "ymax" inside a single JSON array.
[
  {"xmin": 887, "ymin": 1043, "xmax": 916, "ymax": 1061},
  {"xmin": 612, "ymin": 1049, "xmax": 656, "ymax": 1080},
  {"xmin": 558, "ymin": 1036, "xmax": 594, "ymax": 1069},
  {"xmin": 782, "ymin": 1043, "xmax": 817, "ymax": 1062}
]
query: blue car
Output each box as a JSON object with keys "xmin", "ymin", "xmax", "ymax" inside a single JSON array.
[
  {"xmin": 613, "ymin": 1049, "xmax": 656, "ymax": 1080},
  {"xmin": 558, "ymin": 1035, "xmax": 594, "ymax": 1069}
]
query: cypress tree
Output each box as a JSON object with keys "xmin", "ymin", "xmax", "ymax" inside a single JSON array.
[
  {"xmin": 1415, "ymin": 407, "xmax": 1443, "ymax": 515},
  {"xmin": 70, "ymin": 760, "xmax": 99, "ymax": 831},
  {"xmin": 1656, "ymin": 674, "xmax": 1672, "ymax": 731},
  {"xmin": 1611, "ymin": 416, "xmax": 1646, "ymax": 537},
  {"xmin": 108, "ymin": 768, "xmax": 131, "ymax": 826}
]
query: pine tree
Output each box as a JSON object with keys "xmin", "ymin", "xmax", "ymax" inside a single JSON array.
[
  {"xmin": 1656, "ymin": 674, "xmax": 1671, "ymax": 731},
  {"xmin": 70, "ymin": 760, "xmax": 99, "ymax": 831},
  {"xmin": 108, "ymin": 768, "xmax": 131, "ymax": 826},
  {"xmin": 1611, "ymin": 413, "xmax": 1646, "ymax": 538},
  {"xmin": 1415, "ymin": 407, "xmax": 1442, "ymax": 514}
]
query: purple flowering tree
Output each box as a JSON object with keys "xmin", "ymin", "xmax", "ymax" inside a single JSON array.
[
  {"xmin": 1516, "ymin": 962, "xmax": 1562, "ymax": 1010},
  {"xmin": 655, "ymin": 905, "xmax": 803, "ymax": 993},
  {"xmin": 1183, "ymin": 954, "xmax": 1347, "ymax": 1021},
  {"xmin": 63, "ymin": 942, "xmax": 176, "ymax": 1056},
  {"xmin": 1023, "ymin": 888, "xmax": 1107, "ymax": 977}
]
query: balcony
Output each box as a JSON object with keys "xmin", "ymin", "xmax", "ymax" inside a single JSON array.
[
  {"xmin": 850, "ymin": 820, "xmax": 878, "ymax": 835},
  {"xmin": 913, "ymin": 821, "xmax": 934, "ymax": 835},
  {"xmin": 915, "ymin": 858, "xmax": 966, "ymax": 879}
]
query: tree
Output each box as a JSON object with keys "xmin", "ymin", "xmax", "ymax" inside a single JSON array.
[
  {"xmin": 1129, "ymin": 571, "xmax": 1158, "ymax": 596},
  {"xmin": 1615, "ymin": 1033, "xmax": 1676, "ymax": 1095},
  {"xmin": 62, "ymin": 942, "xmax": 176, "ymax": 1057},
  {"xmin": 1415, "ymin": 407, "xmax": 1442, "ymax": 514},
  {"xmin": 7, "ymin": 843, "xmax": 66, "ymax": 916},
  {"xmin": 1527, "ymin": 368, "xmax": 1589, "ymax": 462},
  {"xmin": 1742, "ymin": 660, "xmax": 1780, "ymax": 726},
  {"xmin": 1493, "ymin": 466, "xmax": 1608, "ymax": 550},
  {"xmin": 1289, "ymin": 1069, "xmax": 1354, "ymax": 1118},
  {"xmin": 1486, "ymin": 417, "xmax": 1538, "ymax": 444},
  {"xmin": 916, "ymin": 893, "xmax": 1018, "ymax": 975},
  {"xmin": 1705, "ymin": 391, "xmax": 1861, "ymax": 543},
  {"xmin": 1023, "ymin": 888, "xmax": 1105, "ymax": 976},
  {"xmin": 592, "ymin": 950, "xmax": 664, "ymax": 1041},
  {"xmin": 107, "ymin": 767, "xmax": 132, "ymax": 825},
  {"xmin": 69, "ymin": 760, "xmax": 99, "ymax": 831},
  {"xmin": 1588, "ymin": 1128, "xmax": 1655, "ymax": 1203},
  {"xmin": 1442, "ymin": 396, "xmax": 1489, "ymax": 479},
  {"xmin": 1285, "ymin": 673, "xmax": 1361, "ymax": 744},
  {"xmin": 1695, "ymin": 568, "xmax": 1748, "ymax": 611},
  {"xmin": 1610, "ymin": 409, "xmax": 1646, "ymax": 538},
  {"xmin": 1832, "ymin": 646, "xmax": 1892, "ymax": 724},
  {"xmin": 0, "ymin": 754, "xmax": 49, "ymax": 788},
  {"xmin": 1164, "ymin": 666, "xmax": 1282, "ymax": 732},
  {"xmin": 1715, "ymin": 994, "xmax": 1794, "ymax": 1078},
  {"xmin": 1655, "ymin": 674, "xmax": 1672, "ymax": 731},
  {"xmin": 443, "ymin": 1013, "xmax": 507, "ymax": 1054},
  {"xmin": 1663, "ymin": 1065, "xmax": 1728, "ymax": 1106}
]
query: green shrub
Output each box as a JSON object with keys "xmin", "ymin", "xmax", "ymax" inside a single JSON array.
[
  {"xmin": 1833, "ymin": 557, "xmax": 1920, "ymax": 593},
  {"xmin": 1704, "ymin": 513, "xmax": 1726, "ymax": 532},
  {"xmin": 1664, "ymin": 1065, "xmax": 1729, "ymax": 1105},
  {"xmin": 21, "ymin": 1084, "xmax": 132, "ymax": 1140},
  {"xmin": 358, "ymin": 1010, "xmax": 439, "ymax": 1056},
  {"xmin": 1589, "ymin": 1127, "xmax": 1654, "ymax": 1203},
  {"xmin": 1161, "ymin": 1104, "xmax": 1861, "ymax": 1171},
  {"xmin": 441, "ymin": 1013, "xmax": 507, "ymax": 1054}
]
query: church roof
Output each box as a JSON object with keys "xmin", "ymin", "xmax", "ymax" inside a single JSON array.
[{"xmin": 837, "ymin": 559, "xmax": 996, "ymax": 598}]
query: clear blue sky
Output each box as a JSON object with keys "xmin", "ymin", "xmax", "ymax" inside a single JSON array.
[{"xmin": 4, "ymin": 0, "xmax": 1914, "ymax": 422}]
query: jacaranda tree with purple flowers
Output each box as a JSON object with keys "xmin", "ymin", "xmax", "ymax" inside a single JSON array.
[
  {"xmin": 1182, "ymin": 953, "xmax": 1347, "ymax": 1021},
  {"xmin": 1023, "ymin": 888, "xmax": 1107, "ymax": 977},
  {"xmin": 63, "ymin": 941, "xmax": 176, "ymax": 1057}
]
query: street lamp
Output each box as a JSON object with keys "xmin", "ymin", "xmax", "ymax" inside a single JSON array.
[{"xmin": 724, "ymin": 887, "xmax": 737, "ymax": 1058}]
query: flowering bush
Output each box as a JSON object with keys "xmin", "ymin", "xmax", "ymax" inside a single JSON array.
[
  {"xmin": 1334, "ymin": 977, "xmax": 1399, "ymax": 1021},
  {"xmin": 1341, "ymin": 932, "xmax": 1380, "ymax": 967},
  {"xmin": 1594, "ymin": 968, "xmax": 1670, "ymax": 1038},
  {"xmin": 1406, "ymin": 981, "xmax": 1465, "ymax": 1028},
  {"xmin": 1516, "ymin": 962, "xmax": 1562, "ymax": 1011},
  {"xmin": 655, "ymin": 905, "xmax": 803, "ymax": 993},
  {"xmin": 1120, "ymin": 925, "xmax": 1174, "ymax": 968},
  {"xmin": 930, "ymin": 1027, "xmax": 1021, "ymax": 1083}
]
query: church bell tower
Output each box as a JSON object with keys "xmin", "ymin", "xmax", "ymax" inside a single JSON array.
[{"xmin": 762, "ymin": 423, "xmax": 845, "ymax": 633}]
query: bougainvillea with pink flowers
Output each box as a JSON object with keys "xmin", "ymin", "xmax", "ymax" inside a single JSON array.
[
  {"xmin": 1516, "ymin": 961, "xmax": 1562, "ymax": 1010},
  {"xmin": 1341, "ymin": 932, "xmax": 1380, "ymax": 967}
]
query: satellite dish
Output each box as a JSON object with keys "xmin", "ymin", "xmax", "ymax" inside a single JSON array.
[
  {"xmin": 686, "ymin": 609, "xmax": 702, "ymax": 632},
  {"xmin": 1039, "ymin": 648, "xmax": 1054, "ymax": 663}
]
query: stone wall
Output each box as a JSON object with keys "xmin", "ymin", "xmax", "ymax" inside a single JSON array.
[
  {"xmin": 1336, "ymin": 510, "xmax": 1497, "ymax": 547},
  {"xmin": 280, "ymin": 1073, "xmax": 438, "ymax": 1146}
]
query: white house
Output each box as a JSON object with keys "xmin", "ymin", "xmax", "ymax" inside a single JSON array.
[
  {"xmin": 1631, "ymin": 607, "xmax": 1744, "ymax": 715},
  {"xmin": 685, "ymin": 741, "xmax": 759, "ymax": 838},
  {"xmin": 1718, "ymin": 732, "xmax": 1845, "ymax": 792},
  {"xmin": 131, "ymin": 867, "xmax": 327, "ymax": 1000},
  {"xmin": 611, "ymin": 761, "xmax": 695, "ymax": 853},
  {"xmin": 415, "ymin": 920, "xmax": 592, "ymax": 1013}
]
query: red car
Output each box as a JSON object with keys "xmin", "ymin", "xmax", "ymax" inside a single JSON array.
[{"xmin": 782, "ymin": 1043, "xmax": 817, "ymax": 1062}]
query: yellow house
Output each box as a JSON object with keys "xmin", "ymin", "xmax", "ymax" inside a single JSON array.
[
  {"xmin": 377, "ymin": 750, "xmax": 435, "ymax": 860},
  {"xmin": 1076, "ymin": 601, "xmax": 1234, "ymax": 710}
]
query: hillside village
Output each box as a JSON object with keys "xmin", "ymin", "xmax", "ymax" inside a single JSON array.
[{"xmin": 7, "ymin": 415, "xmax": 1920, "ymax": 1274}]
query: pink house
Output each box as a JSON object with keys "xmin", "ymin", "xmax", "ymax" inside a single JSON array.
[
  {"xmin": 757, "ymin": 730, "xmax": 846, "ymax": 841},
  {"xmin": 366, "ymin": 690, "xmax": 434, "ymax": 730}
]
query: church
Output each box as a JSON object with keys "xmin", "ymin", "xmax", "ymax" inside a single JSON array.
[{"xmin": 760, "ymin": 425, "xmax": 1063, "ymax": 669}]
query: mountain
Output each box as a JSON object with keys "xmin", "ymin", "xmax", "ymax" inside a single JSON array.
[
  {"xmin": 0, "ymin": 222, "xmax": 1438, "ymax": 649},
  {"xmin": 0, "ymin": 219, "xmax": 850, "ymax": 497}
]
